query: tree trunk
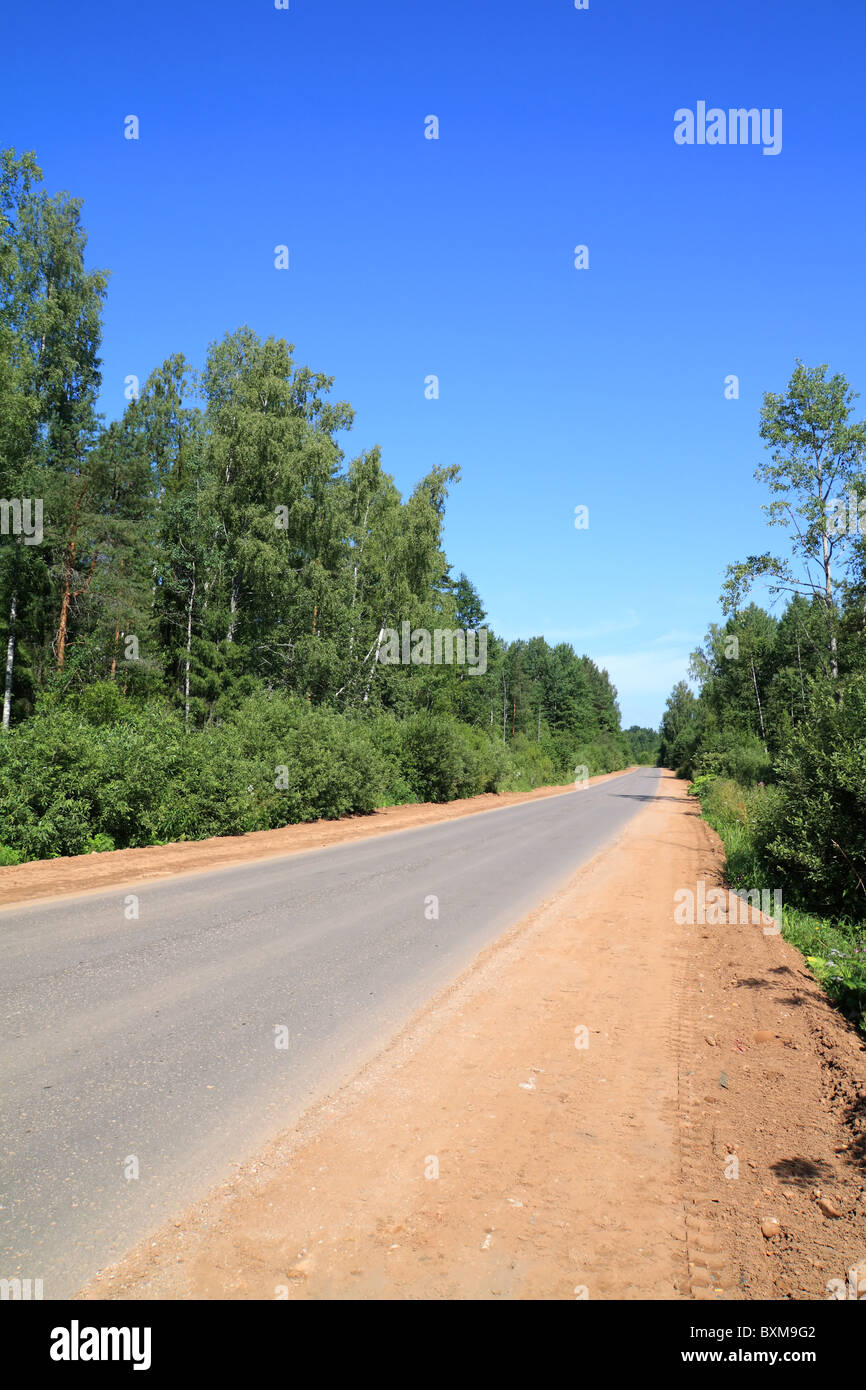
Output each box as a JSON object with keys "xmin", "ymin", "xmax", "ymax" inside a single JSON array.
[
  {"xmin": 822, "ymin": 512, "xmax": 839, "ymax": 679},
  {"xmin": 347, "ymin": 499, "xmax": 371, "ymax": 657},
  {"xmin": 750, "ymin": 655, "xmax": 767, "ymax": 747},
  {"xmin": 56, "ymin": 572, "xmax": 72, "ymax": 668},
  {"xmin": 184, "ymin": 567, "xmax": 196, "ymax": 729},
  {"xmin": 226, "ymin": 575, "xmax": 239, "ymax": 643},
  {"xmin": 362, "ymin": 623, "xmax": 386, "ymax": 704},
  {"xmin": 55, "ymin": 487, "xmax": 93, "ymax": 668},
  {"xmin": 2, "ymin": 591, "xmax": 17, "ymax": 730}
]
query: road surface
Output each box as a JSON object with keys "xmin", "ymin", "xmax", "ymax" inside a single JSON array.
[{"xmin": 1, "ymin": 765, "xmax": 660, "ymax": 1296}]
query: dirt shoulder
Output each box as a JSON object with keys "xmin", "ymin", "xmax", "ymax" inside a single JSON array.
[
  {"xmin": 79, "ymin": 772, "xmax": 866, "ymax": 1301},
  {"xmin": 0, "ymin": 768, "xmax": 635, "ymax": 910}
]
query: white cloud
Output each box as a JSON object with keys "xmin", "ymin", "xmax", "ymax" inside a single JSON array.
[
  {"xmin": 595, "ymin": 638, "xmax": 699, "ymax": 728},
  {"xmin": 520, "ymin": 609, "xmax": 641, "ymax": 643}
]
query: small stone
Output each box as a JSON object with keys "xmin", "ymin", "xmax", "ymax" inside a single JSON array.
[
  {"xmin": 705, "ymin": 1035, "xmax": 717, "ymax": 1047},
  {"xmin": 761, "ymin": 1219, "xmax": 781, "ymax": 1239},
  {"xmin": 816, "ymin": 1196, "xmax": 842, "ymax": 1219}
]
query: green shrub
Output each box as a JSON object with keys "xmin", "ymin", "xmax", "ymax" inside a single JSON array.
[
  {"xmin": 497, "ymin": 734, "xmax": 548, "ymax": 791},
  {"xmin": 570, "ymin": 735, "xmax": 629, "ymax": 778},
  {"xmin": 796, "ymin": 921, "xmax": 866, "ymax": 1034},
  {"xmin": 85, "ymin": 833, "xmax": 116, "ymax": 854},
  {"xmin": 698, "ymin": 778, "xmax": 766, "ymax": 890},
  {"xmin": 0, "ymin": 691, "xmax": 387, "ymax": 857},
  {"xmin": 695, "ymin": 770, "xmax": 866, "ymax": 1036},
  {"xmin": 753, "ymin": 682, "xmax": 866, "ymax": 919},
  {"xmin": 0, "ymin": 684, "xmax": 614, "ymax": 863},
  {"xmin": 363, "ymin": 714, "xmax": 419, "ymax": 805},
  {"xmin": 694, "ymin": 732, "xmax": 772, "ymax": 787},
  {"xmin": 687, "ymin": 773, "xmax": 717, "ymax": 798},
  {"xmin": 398, "ymin": 712, "xmax": 483, "ymax": 802}
]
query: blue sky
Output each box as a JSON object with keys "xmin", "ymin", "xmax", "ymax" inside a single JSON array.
[{"xmin": 3, "ymin": 0, "xmax": 865, "ymax": 726}]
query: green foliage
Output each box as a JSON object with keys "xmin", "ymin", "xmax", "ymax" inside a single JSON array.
[
  {"xmin": 658, "ymin": 680, "xmax": 700, "ymax": 776},
  {"xmin": 505, "ymin": 734, "xmax": 557, "ymax": 791},
  {"xmin": 722, "ymin": 362, "xmax": 866, "ymax": 686},
  {"xmin": 571, "ymin": 734, "xmax": 631, "ymax": 777},
  {"xmin": 802, "ymin": 928, "xmax": 866, "ymax": 1035},
  {"xmin": 694, "ymin": 732, "xmax": 773, "ymax": 787},
  {"xmin": 686, "ymin": 772, "xmax": 716, "ymax": 799},
  {"xmin": 751, "ymin": 682, "xmax": 866, "ymax": 919},
  {"xmin": 397, "ymin": 712, "xmax": 483, "ymax": 803},
  {"xmin": 698, "ymin": 778, "xmax": 766, "ymax": 891},
  {"xmin": 662, "ymin": 363, "xmax": 866, "ymax": 941},
  {"xmin": 623, "ymin": 724, "xmax": 660, "ymax": 764},
  {"xmin": 696, "ymin": 774, "xmax": 866, "ymax": 1034},
  {"xmin": 0, "ymin": 145, "xmax": 631, "ymax": 859},
  {"xmin": 0, "ymin": 689, "xmax": 564, "ymax": 858},
  {"xmin": 85, "ymin": 833, "xmax": 115, "ymax": 854}
]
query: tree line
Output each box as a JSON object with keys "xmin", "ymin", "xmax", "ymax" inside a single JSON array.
[
  {"xmin": 0, "ymin": 147, "xmax": 632, "ymax": 860},
  {"xmin": 659, "ymin": 361, "xmax": 866, "ymax": 936}
]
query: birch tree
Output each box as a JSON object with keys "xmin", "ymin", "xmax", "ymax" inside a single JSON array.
[{"xmin": 723, "ymin": 362, "xmax": 866, "ymax": 681}]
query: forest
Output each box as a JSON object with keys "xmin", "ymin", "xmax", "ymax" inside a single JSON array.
[
  {"xmin": 659, "ymin": 361, "xmax": 866, "ymax": 1029},
  {"xmin": 0, "ymin": 148, "xmax": 644, "ymax": 862}
]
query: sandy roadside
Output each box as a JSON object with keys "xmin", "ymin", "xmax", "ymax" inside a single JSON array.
[
  {"xmin": 78, "ymin": 772, "xmax": 866, "ymax": 1301},
  {"xmin": 0, "ymin": 767, "xmax": 635, "ymax": 909}
]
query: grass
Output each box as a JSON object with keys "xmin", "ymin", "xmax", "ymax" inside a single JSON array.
[{"xmin": 691, "ymin": 774, "xmax": 866, "ymax": 1035}]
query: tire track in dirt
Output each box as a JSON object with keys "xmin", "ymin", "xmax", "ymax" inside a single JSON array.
[{"xmin": 671, "ymin": 802, "xmax": 866, "ymax": 1302}]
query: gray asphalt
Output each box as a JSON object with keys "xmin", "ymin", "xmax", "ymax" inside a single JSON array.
[{"xmin": 0, "ymin": 765, "xmax": 661, "ymax": 1297}]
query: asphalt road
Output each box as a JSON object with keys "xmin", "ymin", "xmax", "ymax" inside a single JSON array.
[{"xmin": 0, "ymin": 765, "xmax": 660, "ymax": 1296}]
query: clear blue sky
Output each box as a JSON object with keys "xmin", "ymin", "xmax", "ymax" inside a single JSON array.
[{"xmin": 3, "ymin": 0, "xmax": 865, "ymax": 726}]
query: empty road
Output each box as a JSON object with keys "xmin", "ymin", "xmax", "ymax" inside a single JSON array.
[{"xmin": 1, "ymin": 765, "xmax": 660, "ymax": 1296}]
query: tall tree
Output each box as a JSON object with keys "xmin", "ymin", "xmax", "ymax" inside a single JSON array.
[
  {"xmin": 723, "ymin": 362, "xmax": 866, "ymax": 680},
  {"xmin": 0, "ymin": 149, "xmax": 108, "ymax": 713}
]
